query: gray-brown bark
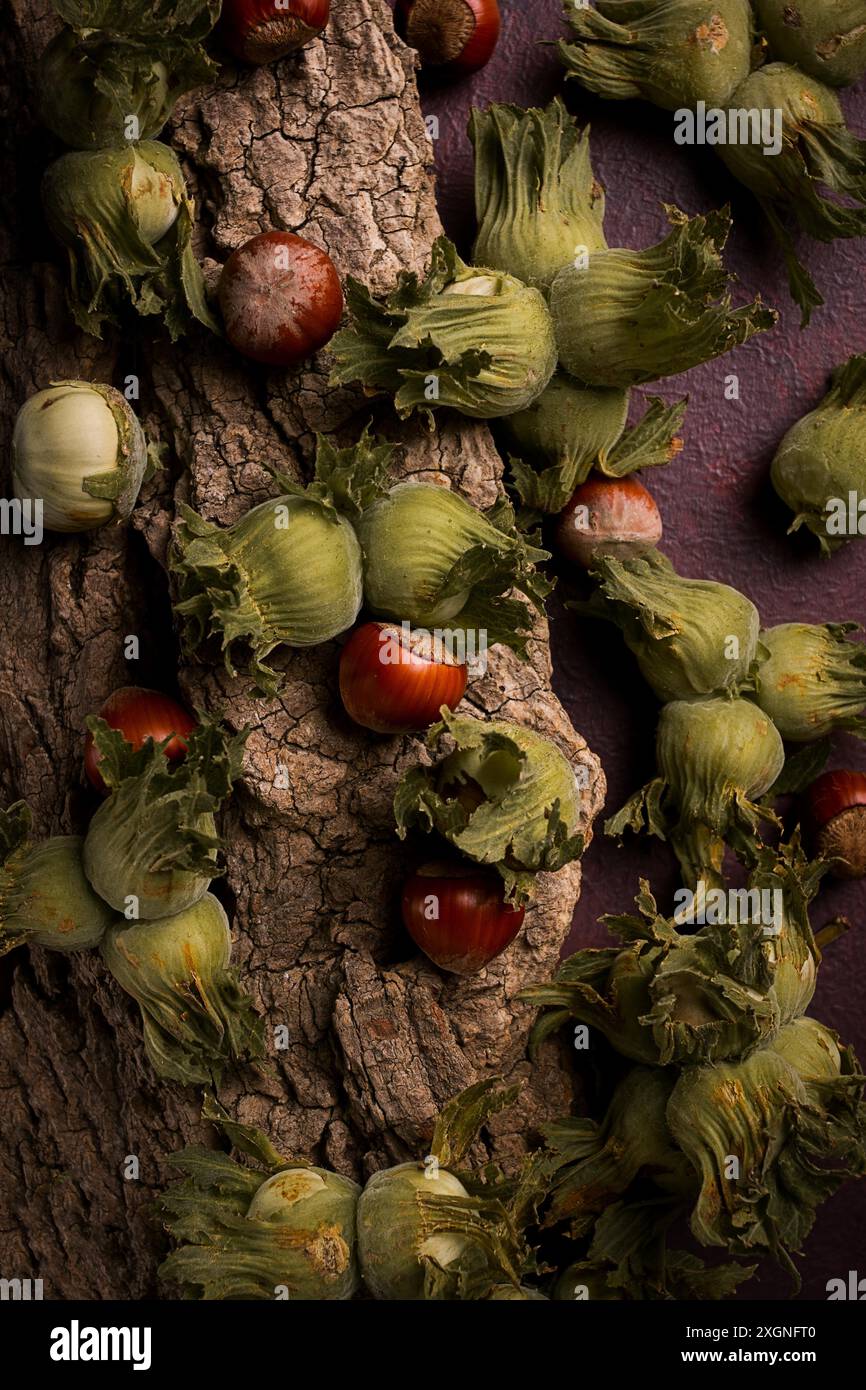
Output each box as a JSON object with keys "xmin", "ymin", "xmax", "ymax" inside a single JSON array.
[{"xmin": 0, "ymin": 0, "xmax": 604, "ymax": 1298}]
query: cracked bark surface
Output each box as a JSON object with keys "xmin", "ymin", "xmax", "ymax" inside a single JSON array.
[{"xmin": 0, "ymin": 0, "xmax": 604, "ymax": 1298}]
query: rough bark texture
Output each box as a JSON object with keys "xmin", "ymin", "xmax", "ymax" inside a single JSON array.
[{"xmin": 0, "ymin": 0, "xmax": 603, "ymax": 1297}]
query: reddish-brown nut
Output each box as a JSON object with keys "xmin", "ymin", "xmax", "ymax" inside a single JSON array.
[
  {"xmin": 806, "ymin": 770, "xmax": 866, "ymax": 879},
  {"xmin": 217, "ymin": 230, "xmax": 343, "ymax": 367},
  {"xmin": 401, "ymin": 861, "xmax": 525, "ymax": 974},
  {"xmin": 219, "ymin": 0, "xmax": 330, "ymax": 65},
  {"xmin": 339, "ymin": 622, "xmax": 468, "ymax": 735},
  {"xmin": 395, "ymin": 0, "xmax": 501, "ymax": 75},
  {"xmin": 556, "ymin": 474, "xmax": 663, "ymax": 570}
]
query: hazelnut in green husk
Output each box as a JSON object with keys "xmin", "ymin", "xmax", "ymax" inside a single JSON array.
[
  {"xmin": 102, "ymin": 891, "xmax": 264, "ymax": 1086},
  {"xmin": 470, "ymin": 98, "xmax": 607, "ymax": 290},
  {"xmin": 754, "ymin": 622, "xmax": 866, "ymax": 741},
  {"xmin": 667, "ymin": 1016, "xmax": 866, "ymax": 1277},
  {"xmin": 395, "ymin": 709, "xmax": 587, "ymax": 904},
  {"xmin": 717, "ymin": 64, "xmax": 866, "ymax": 324},
  {"xmin": 501, "ymin": 374, "xmax": 686, "ymax": 515},
  {"xmin": 39, "ymin": 0, "xmax": 220, "ymax": 150},
  {"xmin": 355, "ymin": 481, "xmax": 551, "ymax": 655},
  {"xmin": 42, "ymin": 140, "xmax": 217, "ymax": 339},
  {"xmin": 356, "ymin": 1162, "xmax": 472, "ymax": 1301},
  {"xmin": 573, "ymin": 549, "xmax": 760, "ymax": 703},
  {"xmin": 330, "ymin": 236, "xmax": 557, "ymax": 420},
  {"xmin": 755, "ymin": 0, "xmax": 866, "ymax": 88},
  {"xmin": 540, "ymin": 1068, "xmax": 697, "ymax": 1230},
  {"xmin": 524, "ymin": 842, "xmax": 823, "ymax": 1068},
  {"xmin": 0, "ymin": 803, "xmax": 114, "ymax": 956},
  {"xmin": 173, "ymin": 433, "xmax": 389, "ymax": 694},
  {"xmin": 12, "ymin": 381, "xmax": 155, "ymax": 533},
  {"xmin": 607, "ymin": 696, "xmax": 785, "ymax": 887},
  {"xmin": 159, "ymin": 1141, "xmax": 360, "ymax": 1298},
  {"xmin": 549, "ymin": 207, "xmax": 775, "ymax": 388},
  {"xmin": 771, "ymin": 354, "xmax": 866, "ymax": 551},
  {"xmin": 559, "ymin": 0, "xmax": 754, "ymax": 111},
  {"xmin": 83, "ymin": 718, "xmax": 246, "ymax": 920}
]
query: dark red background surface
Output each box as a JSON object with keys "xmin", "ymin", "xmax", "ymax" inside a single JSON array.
[{"xmin": 397, "ymin": 0, "xmax": 866, "ymax": 1299}]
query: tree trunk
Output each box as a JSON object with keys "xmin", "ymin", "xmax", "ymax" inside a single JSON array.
[{"xmin": 0, "ymin": 0, "xmax": 603, "ymax": 1299}]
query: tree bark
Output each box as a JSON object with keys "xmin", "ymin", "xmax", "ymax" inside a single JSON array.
[{"xmin": 0, "ymin": 0, "xmax": 604, "ymax": 1298}]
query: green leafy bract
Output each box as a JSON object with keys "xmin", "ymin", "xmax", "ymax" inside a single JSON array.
[
  {"xmin": 42, "ymin": 140, "xmax": 217, "ymax": 339},
  {"xmin": 394, "ymin": 709, "xmax": 587, "ymax": 904},
  {"xmin": 83, "ymin": 717, "xmax": 246, "ymax": 919},
  {"xmin": 330, "ymin": 236, "xmax": 557, "ymax": 421},
  {"xmin": 549, "ymin": 206, "xmax": 775, "ymax": 388},
  {"xmin": 470, "ymin": 97, "xmax": 607, "ymax": 289},
  {"xmin": 559, "ymin": 0, "xmax": 754, "ymax": 111},
  {"xmin": 572, "ymin": 549, "xmax": 761, "ymax": 703},
  {"xmin": 102, "ymin": 891, "xmax": 264, "ymax": 1086}
]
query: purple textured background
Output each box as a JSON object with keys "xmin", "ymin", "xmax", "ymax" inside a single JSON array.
[{"xmin": 395, "ymin": 0, "xmax": 866, "ymax": 1298}]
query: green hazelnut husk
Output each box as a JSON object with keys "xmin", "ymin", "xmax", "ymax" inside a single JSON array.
[
  {"xmin": 559, "ymin": 0, "xmax": 754, "ymax": 111},
  {"xmin": 355, "ymin": 481, "xmax": 550, "ymax": 654},
  {"xmin": 395, "ymin": 709, "xmax": 587, "ymax": 904},
  {"xmin": 754, "ymin": 622, "xmax": 866, "ymax": 741},
  {"xmin": 771, "ymin": 354, "xmax": 866, "ymax": 551},
  {"xmin": 470, "ymin": 97, "xmax": 607, "ymax": 290},
  {"xmin": 356, "ymin": 1162, "xmax": 472, "ymax": 1301},
  {"xmin": 101, "ymin": 890, "xmax": 264, "ymax": 1085},
  {"xmin": 172, "ymin": 432, "xmax": 391, "ymax": 695},
  {"xmin": 549, "ymin": 207, "xmax": 775, "ymax": 388},
  {"xmin": 717, "ymin": 64, "xmax": 866, "ymax": 323},
  {"xmin": 39, "ymin": 1, "xmax": 220, "ymax": 150},
  {"xmin": 755, "ymin": 0, "xmax": 866, "ymax": 88},
  {"xmin": 83, "ymin": 718, "xmax": 246, "ymax": 920},
  {"xmin": 330, "ymin": 236, "xmax": 557, "ymax": 420},
  {"xmin": 0, "ymin": 803, "xmax": 114, "ymax": 956},
  {"xmin": 607, "ymin": 696, "xmax": 785, "ymax": 887},
  {"xmin": 574, "ymin": 549, "xmax": 761, "ymax": 703},
  {"xmin": 667, "ymin": 1017, "xmax": 866, "ymax": 1275},
  {"xmin": 42, "ymin": 140, "xmax": 217, "ymax": 339},
  {"xmin": 158, "ymin": 1116, "xmax": 360, "ymax": 1299}
]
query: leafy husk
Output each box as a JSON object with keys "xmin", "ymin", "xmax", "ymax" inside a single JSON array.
[
  {"xmin": 606, "ymin": 696, "xmax": 785, "ymax": 887},
  {"xmin": 559, "ymin": 0, "xmax": 754, "ymax": 111},
  {"xmin": 667, "ymin": 1017, "xmax": 866, "ymax": 1281},
  {"xmin": 172, "ymin": 433, "xmax": 385, "ymax": 694},
  {"xmin": 549, "ymin": 206, "xmax": 776, "ymax": 387},
  {"xmin": 102, "ymin": 891, "xmax": 265, "ymax": 1086},
  {"xmin": 502, "ymin": 374, "xmax": 686, "ymax": 515},
  {"xmin": 771, "ymin": 354, "xmax": 866, "ymax": 551},
  {"xmin": 524, "ymin": 841, "xmax": 824, "ymax": 1069},
  {"xmin": 571, "ymin": 549, "xmax": 761, "ymax": 703},
  {"xmin": 83, "ymin": 717, "xmax": 246, "ymax": 919},
  {"xmin": 330, "ymin": 236, "xmax": 557, "ymax": 420},
  {"xmin": 42, "ymin": 140, "xmax": 218, "ymax": 339},
  {"xmin": 754, "ymin": 621, "xmax": 866, "ymax": 741},
  {"xmin": 394, "ymin": 709, "xmax": 586, "ymax": 904},
  {"xmin": 355, "ymin": 481, "xmax": 551, "ymax": 655},
  {"xmin": 40, "ymin": 0, "xmax": 220, "ymax": 150},
  {"xmin": 755, "ymin": 0, "xmax": 866, "ymax": 88},
  {"xmin": 158, "ymin": 1099, "xmax": 359, "ymax": 1298},
  {"xmin": 470, "ymin": 97, "xmax": 607, "ymax": 290},
  {"xmin": 0, "ymin": 803, "xmax": 114, "ymax": 956},
  {"xmin": 719, "ymin": 64, "xmax": 866, "ymax": 325}
]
